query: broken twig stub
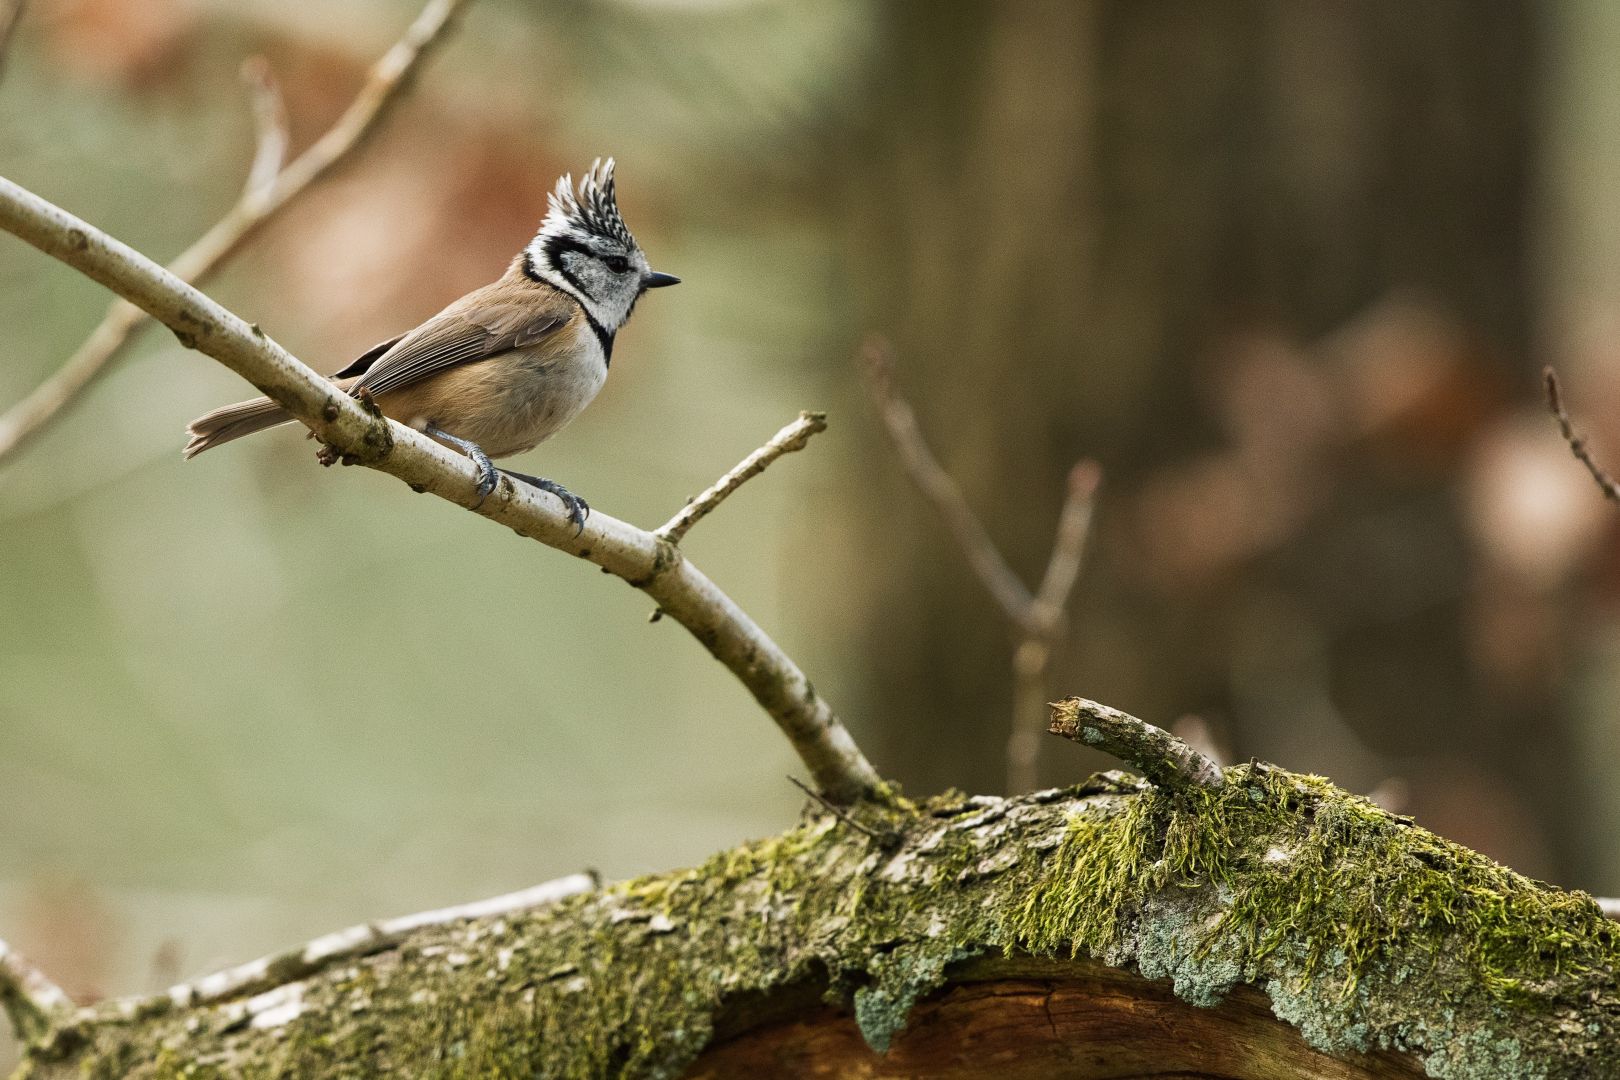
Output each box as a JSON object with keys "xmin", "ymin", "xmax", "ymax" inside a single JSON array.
[{"xmin": 1048, "ymin": 697, "xmax": 1225, "ymax": 792}]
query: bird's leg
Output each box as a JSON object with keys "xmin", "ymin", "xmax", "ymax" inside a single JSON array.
[
  {"xmin": 501, "ymin": 469, "xmax": 590, "ymax": 535},
  {"xmin": 424, "ymin": 424, "xmax": 498, "ymax": 506}
]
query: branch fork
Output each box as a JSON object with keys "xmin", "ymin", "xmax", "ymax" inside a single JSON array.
[{"xmin": 862, "ymin": 336, "xmax": 1100, "ymax": 793}]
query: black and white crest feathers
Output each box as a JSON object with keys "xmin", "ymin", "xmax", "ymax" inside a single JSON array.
[{"xmin": 541, "ymin": 158, "xmax": 635, "ymax": 250}]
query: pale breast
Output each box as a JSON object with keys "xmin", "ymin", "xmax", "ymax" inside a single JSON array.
[{"xmin": 376, "ymin": 327, "xmax": 608, "ymax": 459}]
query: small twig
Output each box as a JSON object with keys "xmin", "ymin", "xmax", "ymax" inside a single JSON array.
[
  {"xmin": 0, "ymin": 936, "xmax": 73, "ymax": 1044},
  {"xmin": 0, "ymin": 0, "xmax": 470, "ymax": 469},
  {"xmin": 240, "ymin": 57, "xmax": 290, "ymax": 200},
  {"xmin": 787, "ymin": 775, "xmax": 893, "ymax": 845},
  {"xmin": 0, "ymin": 0, "xmax": 26, "ymax": 86},
  {"xmin": 862, "ymin": 337, "xmax": 1036, "ymax": 629},
  {"xmin": 1048, "ymin": 697, "xmax": 1225, "ymax": 793},
  {"xmin": 1544, "ymin": 366, "xmax": 1620, "ymax": 503},
  {"xmin": 655, "ymin": 411, "xmax": 828, "ymax": 544},
  {"xmin": 158, "ymin": 872, "xmax": 596, "ymax": 1011}
]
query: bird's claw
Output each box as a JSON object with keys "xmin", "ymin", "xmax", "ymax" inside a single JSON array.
[
  {"xmin": 470, "ymin": 458, "xmax": 499, "ymax": 508},
  {"xmin": 560, "ymin": 491, "xmax": 590, "ymax": 535},
  {"xmin": 502, "ymin": 471, "xmax": 589, "ymax": 535},
  {"xmin": 424, "ymin": 424, "xmax": 499, "ymax": 510}
]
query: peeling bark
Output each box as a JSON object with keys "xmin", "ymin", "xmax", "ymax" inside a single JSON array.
[{"xmin": 11, "ymin": 764, "xmax": 1618, "ymax": 1079}]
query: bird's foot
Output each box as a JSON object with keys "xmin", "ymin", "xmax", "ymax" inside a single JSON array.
[
  {"xmin": 425, "ymin": 424, "xmax": 499, "ymax": 508},
  {"xmin": 502, "ymin": 470, "xmax": 590, "ymax": 535}
]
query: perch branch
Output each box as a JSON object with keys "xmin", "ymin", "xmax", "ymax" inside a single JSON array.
[
  {"xmin": 655, "ymin": 411, "xmax": 827, "ymax": 544},
  {"xmin": 0, "ymin": 936, "xmax": 72, "ymax": 1044},
  {"xmin": 1544, "ymin": 366, "xmax": 1620, "ymax": 503},
  {"xmin": 863, "ymin": 336, "xmax": 1100, "ymax": 794},
  {"xmin": 150, "ymin": 872, "xmax": 596, "ymax": 1013},
  {"xmin": 0, "ymin": 0, "xmax": 468, "ymax": 469},
  {"xmin": 1048, "ymin": 698, "xmax": 1225, "ymax": 793},
  {"xmin": 0, "ymin": 176, "xmax": 882, "ymax": 805}
]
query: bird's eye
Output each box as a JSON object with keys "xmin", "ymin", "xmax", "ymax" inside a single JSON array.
[{"xmin": 604, "ymin": 255, "xmax": 630, "ymax": 274}]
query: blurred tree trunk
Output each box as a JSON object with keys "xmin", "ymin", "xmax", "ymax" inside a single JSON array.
[{"xmin": 845, "ymin": 0, "xmax": 1551, "ymax": 866}]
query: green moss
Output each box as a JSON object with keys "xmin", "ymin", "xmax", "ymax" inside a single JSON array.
[{"xmin": 20, "ymin": 765, "xmax": 1620, "ymax": 1079}]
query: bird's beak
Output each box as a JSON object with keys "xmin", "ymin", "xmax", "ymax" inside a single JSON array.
[{"xmin": 641, "ymin": 271, "xmax": 681, "ymax": 289}]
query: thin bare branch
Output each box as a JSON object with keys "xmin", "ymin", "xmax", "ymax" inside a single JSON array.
[
  {"xmin": 0, "ymin": 175, "xmax": 884, "ymax": 805},
  {"xmin": 240, "ymin": 57, "xmax": 290, "ymax": 199},
  {"xmin": 656, "ymin": 411, "xmax": 827, "ymax": 544},
  {"xmin": 1006, "ymin": 638, "xmax": 1056, "ymax": 793},
  {"xmin": 0, "ymin": 0, "xmax": 25, "ymax": 85},
  {"xmin": 1031, "ymin": 460, "xmax": 1102, "ymax": 629},
  {"xmin": 0, "ymin": 0, "xmax": 469, "ymax": 469},
  {"xmin": 864, "ymin": 336, "xmax": 1102, "ymax": 794},
  {"xmin": 0, "ymin": 936, "xmax": 73, "ymax": 1044},
  {"xmin": 155, "ymin": 872, "xmax": 596, "ymax": 1012},
  {"xmin": 1048, "ymin": 697, "xmax": 1225, "ymax": 793},
  {"xmin": 1544, "ymin": 365, "xmax": 1620, "ymax": 504},
  {"xmin": 861, "ymin": 336, "xmax": 1036, "ymax": 629}
]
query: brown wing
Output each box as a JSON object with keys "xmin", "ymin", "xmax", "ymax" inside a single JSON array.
[
  {"xmin": 330, "ymin": 333, "xmax": 408, "ymax": 380},
  {"xmin": 350, "ymin": 283, "xmax": 574, "ymax": 399}
]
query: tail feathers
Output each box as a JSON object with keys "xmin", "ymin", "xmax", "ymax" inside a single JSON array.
[{"xmin": 183, "ymin": 396, "xmax": 295, "ymax": 459}]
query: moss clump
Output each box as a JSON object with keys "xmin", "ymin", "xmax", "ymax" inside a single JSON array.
[
  {"xmin": 999, "ymin": 765, "xmax": 1616, "ymax": 1006},
  {"xmin": 19, "ymin": 764, "xmax": 1620, "ymax": 1080}
]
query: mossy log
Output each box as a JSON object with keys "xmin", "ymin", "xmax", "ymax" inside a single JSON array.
[{"xmin": 11, "ymin": 764, "xmax": 1619, "ymax": 1079}]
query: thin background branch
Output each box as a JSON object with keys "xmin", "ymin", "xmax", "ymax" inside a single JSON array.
[
  {"xmin": 1539, "ymin": 372, "xmax": 1620, "ymax": 923},
  {"xmin": 1544, "ymin": 365, "xmax": 1620, "ymax": 503},
  {"xmin": 240, "ymin": 57, "xmax": 290, "ymax": 197},
  {"xmin": 0, "ymin": 0, "xmax": 25, "ymax": 86},
  {"xmin": 862, "ymin": 336, "xmax": 1100, "ymax": 794},
  {"xmin": 862, "ymin": 339, "xmax": 1036, "ymax": 629},
  {"xmin": 0, "ymin": 0, "xmax": 469, "ymax": 469}
]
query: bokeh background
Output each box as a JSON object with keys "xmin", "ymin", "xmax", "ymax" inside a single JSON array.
[{"xmin": 5, "ymin": 0, "xmax": 1620, "ymax": 1065}]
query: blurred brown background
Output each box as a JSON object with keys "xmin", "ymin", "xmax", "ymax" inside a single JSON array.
[{"xmin": 5, "ymin": 0, "xmax": 1620, "ymax": 1066}]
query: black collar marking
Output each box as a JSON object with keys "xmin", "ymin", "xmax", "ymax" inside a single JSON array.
[
  {"xmin": 582, "ymin": 306, "xmax": 614, "ymax": 365},
  {"xmin": 537, "ymin": 237, "xmax": 615, "ymax": 365}
]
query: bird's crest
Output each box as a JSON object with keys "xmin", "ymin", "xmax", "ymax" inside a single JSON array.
[{"xmin": 539, "ymin": 158, "xmax": 635, "ymax": 250}]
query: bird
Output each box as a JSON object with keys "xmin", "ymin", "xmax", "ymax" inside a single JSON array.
[{"xmin": 183, "ymin": 158, "xmax": 678, "ymax": 531}]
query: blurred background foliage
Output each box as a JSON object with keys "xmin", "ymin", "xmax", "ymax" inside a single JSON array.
[{"xmin": 4, "ymin": 0, "xmax": 1620, "ymax": 1064}]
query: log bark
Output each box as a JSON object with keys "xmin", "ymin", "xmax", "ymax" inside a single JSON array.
[{"xmin": 11, "ymin": 763, "xmax": 1617, "ymax": 1079}]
